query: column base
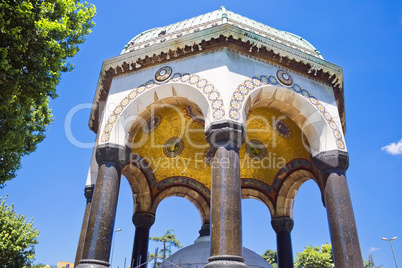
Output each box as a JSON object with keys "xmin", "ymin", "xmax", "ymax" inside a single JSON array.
[
  {"xmin": 76, "ymin": 259, "xmax": 110, "ymax": 268},
  {"xmin": 206, "ymin": 255, "xmax": 247, "ymax": 268}
]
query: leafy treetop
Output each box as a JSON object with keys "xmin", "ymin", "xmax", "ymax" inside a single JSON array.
[
  {"xmin": 150, "ymin": 229, "xmax": 183, "ymax": 260},
  {"xmin": 0, "ymin": 195, "xmax": 40, "ymax": 268},
  {"xmin": 263, "ymin": 243, "xmax": 382, "ymax": 268},
  {"xmin": 261, "ymin": 249, "xmax": 278, "ymax": 268},
  {"xmin": 294, "ymin": 243, "xmax": 334, "ymax": 268},
  {"xmin": 0, "ymin": 0, "xmax": 96, "ymax": 187}
]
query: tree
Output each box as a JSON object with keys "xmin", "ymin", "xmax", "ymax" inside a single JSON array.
[
  {"xmin": 294, "ymin": 243, "xmax": 334, "ymax": 268},
  {"xmin": 0, "ymin": 196, "xmax": 40, "ymax": 267},
  {"xmin": 0, "ymin": 0, "xmax": 96, "ymax": 187},
  {"xmin": 364, "ymin": 253, "xmax": 383, "ymax": 268},
  {"xmin": 150, "ymin": 229, "xmax": 182, "ymax": 260},
  {"xmin": 31, "ymin": 264, "xmax": 52, "ymax": 268},
  {"xmin": 261, "ymin": 249, "xmax": 278, "ymax": 268},
  {"xmin": 148, "ymin": 252, "xmax": 163, "ymax": 267}
]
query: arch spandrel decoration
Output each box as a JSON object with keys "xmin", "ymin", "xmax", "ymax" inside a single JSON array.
[
  {"xmin": 131, "ymin": 104, "xmax": 212, "ymax": 189},
  {"xmin": 100, "ymin": 72, "xmax": 225, "ymax": 143},
  {"xmin": 239, "ymin": 107, "xmax": 311, "ymax": 184},
  {"xmin": 128, "ymin": 103, "xmax": 212, "ymax": 221},
  {"xmin": 239, "ymin": 107, "xmax": 316, "ymax": 209},
  {"xmin": 128, "ymin": 103, "xmax": 319, "ymax": 216},
  {"xmin": 128, "ymin": 153, "xmax": 211, "ymax": 219},
  {"xmin": 228, "ymin": 71, "xmax": 346, "ymax": 150}
]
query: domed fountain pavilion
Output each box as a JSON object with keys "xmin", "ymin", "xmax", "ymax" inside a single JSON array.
[{"xmin": 74, "ymin": 7, "xmax": 363, "ymax": 268}]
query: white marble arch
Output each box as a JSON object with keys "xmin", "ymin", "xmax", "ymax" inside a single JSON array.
[
  {"xmin": 275, "ymin": 169, "xmax": 321, "ymax": 219},
  {"xmin": 151, "ymin": 186, "xmax": 211, "ymax": 226},
  {"xmin": 240, "ymin": 84, "xmax": 346, "ymax": 156},
  {"xmin": 241, "ymin": 169, "xmax": 320, "ymax": 220},
  {"xmin": 99, "ymin": 81, "xmax": 216, "ymax": 148},
  {"xmin": 122, "ymin": 164, "xmax": 153, "ymax": 214},
  {"xmin": 241, "ymin": 188, "xmax": 275, "ymax": 218}
]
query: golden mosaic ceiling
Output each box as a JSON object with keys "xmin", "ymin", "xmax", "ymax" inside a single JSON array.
[
  {"xmin": 131, "ymin": 104, "xmax": 311, "ymax": 198},
  {"xmin": 240, "ymin": 107, "xmax": 311, "ymax": 184}
]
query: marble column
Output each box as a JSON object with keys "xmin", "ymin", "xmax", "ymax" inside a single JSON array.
[
  {"xmin": 271, "ymin": 217, "xmax": 294, "ymax": 268},
  {"xmin": 205, "ymin": 121, "xmax": 247, "ymax": 268},
  {"xmin": 77, "ymin": 144, "xmax": 130, "ymax": 268},
  {"xmin": 312, "ymin": 150, "xmax": 363, "ymax": 268},
  {"xmin": 74, "ymin": 184, "xmax": 95, "ymax": 267},
  {"xmin": 131, "ymin": 213, "xmax": 155, "ymax": 268}
]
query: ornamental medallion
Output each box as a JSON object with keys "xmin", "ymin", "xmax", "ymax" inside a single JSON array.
[
  {"xmin": 155, "ymin": 66, "xmax": 173, "ymax": 82},
  {"xmin": 163, "ymin": 137, "xmax": 184, "ymax": 157},
  {"xmin": 276, "ymin": 69, "xmax": 293, "ymax": 86}
]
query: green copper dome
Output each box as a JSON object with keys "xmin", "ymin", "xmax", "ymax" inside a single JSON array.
[{"xmin": 121, "ymin": 6, "xmax": 322, "ymax": 58}]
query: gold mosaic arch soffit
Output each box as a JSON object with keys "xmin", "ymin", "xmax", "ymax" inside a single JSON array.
[
  {"xmin": 89, "ymin": 36, "xmax": 345, "ymax": 134},
  {"xmin": 100, "ymin": 72, "xmax": 225, "ymax": 143},
  {"xmin": 229, "ymin": 71, "xmax": 346, "ymax": 150}
]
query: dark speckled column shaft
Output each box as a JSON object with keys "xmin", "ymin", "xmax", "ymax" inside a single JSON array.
[
  {"xmin": 78, "ymin": 144, "xmax": 130, "ymax": 268},
  {"xmin": 324, "ymin": 172, "xmax": 363, "ymax": 268},
  {"xmin": 205, "ymin": 121, "xmax": 247, "ymax": 268},
  {"xmin": 75, "ymin": 185, "xmax": 95, "ymax": 267},
  {"xmin": 131, "ymin": 213, "xmax": 155, "ymax": 268},
  {"xmin": 271, "ymin": 217, "xmax": 294, "ymax": 268},
  {"xmin": 80, "ymin": 163, "xmax": 121, "ymax": 265},
  {"xmin": 313, "ymin": 150, "xmax": 363, "ymax": 268}
]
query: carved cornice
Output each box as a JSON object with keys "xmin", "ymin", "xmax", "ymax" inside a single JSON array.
[{"xmin": 89, "ymin": 24, "xmax": 345, "ymax": 134}]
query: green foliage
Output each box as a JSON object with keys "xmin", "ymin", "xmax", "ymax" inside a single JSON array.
[
  {"xmin": 148, "ymin": 252, "xmax": 163, "ymax": 267},
  {"xmin": 148, "ymin": 252, "xmax": 162, "ymax": 260},
  {"xmin": 31, "ymin": 264, "xmax": 51, "ymax": 268},
  {"xmin": 0, "ymin": 196, "xmax": 40, "ymax": 267},
  {"xmin": 261, "ymin": 249, "xmax": 278, "ymax": 268},
  {"xmin": 364, "ymin": 253, "xmax": 383, "ymax": 268},
  {"xmin": 150, "ymin": 229, "xmax": 182, "ymax": 259},
  {"xmin": 0, "ymin": 0, "xmax": 96, "ymax": 186},
  {"xmin": 294, "ymin": 243, "xmax": 334, "ymax": 268}
]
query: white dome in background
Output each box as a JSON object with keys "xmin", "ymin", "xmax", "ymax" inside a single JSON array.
[{"xmin": 163, "ymin": 236, "xmax": 273, "ymax": 268}]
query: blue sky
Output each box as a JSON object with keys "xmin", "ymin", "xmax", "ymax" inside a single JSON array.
[{"xmin": 2, "ymin": 0, "xmax": 402, "ymax": 267}]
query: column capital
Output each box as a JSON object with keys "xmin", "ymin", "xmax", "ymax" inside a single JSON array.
[
  {"xmin": 96, "ymin": 143, "xmax": 130, "ymax": 168},
  {"xmin": 271, "ymin": 217, "xmax": 294, "ymax": 233},
  {"xmin": 205, "ymin": 121, "xmax": 246, "ymax": 151},
  {"xmin": 312, "ymin": 150, "xmax": 349, "ymax": 174},
  {"xmin": 84, "ymin": 184, "xmax": 95, "ymax": 203},
  {"xmin": 132, "ymin": 213, "xmax": 155, "ymax": 228},
  {"xmin": 199, "ymin": 223, "xmax": 210, "ymax": 237}
]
